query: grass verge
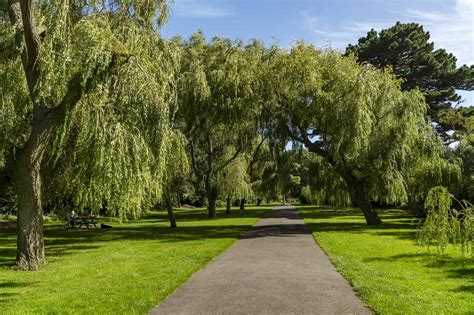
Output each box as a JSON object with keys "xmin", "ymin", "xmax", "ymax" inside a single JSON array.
[
  {"xmin": 0, "ymin": 206, "xmax": 270, "ymax": 314},
  {"xmin": 298, "ymin": 205, "xmax": 474, "ymax": 314}
]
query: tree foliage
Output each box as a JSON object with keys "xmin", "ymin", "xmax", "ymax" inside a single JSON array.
[
  {"xmin": 1, "ymin": 5, "xmax": 470, "ymax": 269},
  {"xmin": 1, "ymin": 0, "xmax": 176, "ymax": 269},
  {"xmin": 177, "ymin": 32, "xmax": 263, "ymax": 217},
  {"xmin": 264, "ymin": 43, "xmax": 458, "ymax": 224},
  {"xmin": 346, "ymin": 22, "xmax": 474, "ymax": 141},
  {"xmin": 417, "ymin": 186, "xmax": 472, "ymax": 255}
]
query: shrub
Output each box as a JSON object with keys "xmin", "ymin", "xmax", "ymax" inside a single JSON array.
[{"xmin": 417, "ymin": 186, "xmax": 473, "ymax": 255}]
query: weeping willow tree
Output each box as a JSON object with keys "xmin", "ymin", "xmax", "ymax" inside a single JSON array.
[
  {"xmin": 177, "ymin": 32, "xmax": 263, "ymax": 218},
  {"xmin": 265, "ymin": 43, "xmax": 458, "ymax": 225},
  {"xmin": 418, "ymin": 186, "xmax": 472, "ymax": 255},
  {"xmin": 0, "ymin": 0, "xmax": 177, "ymax": 270},
  {"xmin": 217, "ymin": 152, "xmax": 252, "ymax": 214},
  {"xmin": 162, "ymin": 129, "xmax": 189, "ymax": 228}
]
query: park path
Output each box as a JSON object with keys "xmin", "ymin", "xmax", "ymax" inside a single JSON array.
[{"xmin": 150, "ymin": 206, "xmax": 370, "ymax": 315}]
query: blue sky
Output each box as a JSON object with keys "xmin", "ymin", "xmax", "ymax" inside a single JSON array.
[{"xmin": 162, "ymin": 0, "xmax": 474, "ymax": 106}]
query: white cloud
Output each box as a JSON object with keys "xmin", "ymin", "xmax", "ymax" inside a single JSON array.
[
  {"xmin": 401, "ymin": 1, "xmax": 473, "ymax": 65},
  {"xmin": 302, "ymin": 13, "xmax": 391, "ymax": 50},
  {"xmin": 302, "ymin": 1, "xmax": 473, "ymax": 66},
  {"xmin": 172, "ymin": 0, "xmax": 232, "ymax": 18},
  {"xmin": 403, "ymin": 9, "xmax": 450, "ymax": 22}
]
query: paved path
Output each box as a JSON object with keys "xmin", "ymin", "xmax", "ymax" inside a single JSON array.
[{"xmin": 150, "ymin": 206, "xmax": 369, "ymax": 315}]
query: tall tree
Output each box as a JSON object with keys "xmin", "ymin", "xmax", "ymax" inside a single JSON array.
[
  {"xmin": 0, "ymin": 1, "xmax": 176, "ymax": 270},
  {"xmin": 346, "ymin": 22, "xmax": 474, "ymax": 142},
  {"xmin": 162, "ymin": 130, "xmax": 189, "ymax": 228},
  {"xmin": 266, "ymin": 43, "xmax": 457, "ymax": 225},
  {"xmin": 177, "ymin": 32, "xmax": 263, "ymax": 218},
  {"xmin": 451, "ymin": 108, "xmax": 474, "ymax": 203}
]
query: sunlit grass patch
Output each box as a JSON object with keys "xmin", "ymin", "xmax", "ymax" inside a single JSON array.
[
  {"xmin": 298, "ymin": 206, "xmax": 474, "ymax": 314},
  {"xmin": 0, "ymin": 206, "xmax": 270, "ymax": 314}
]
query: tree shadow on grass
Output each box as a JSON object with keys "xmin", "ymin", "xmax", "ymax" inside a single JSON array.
[
  {"xmin": 135, "ymin": 208, "xmax": 270, "ymax": 224},
  {"xmin": 364, "ymin": 253, "xmax": 474, "ymax": 293},
  {"xmin": 452, "ymin": 285, "xmax": 474, "ymax": 292},
  {"xmin": 0, "ymin": 209, "xmax": 270, "ymax": 268},
  {"xmin": 302, "ymin": 207, "xmax": 417, "ymax": 219},
  {"xmin": 0, "ymin": 252, "xmax": 16, "ymax": 268},
  {"xmin": 0, "ymin": 282, "xmax": 31, "ymax": 289},
  {"xmin": 0, "ymin": 281, "xmax": 32, "ymax": 304},
  {"xmin": 240, "ymin": 223, "xmax": 311, "ymax": 239},
  {"xmin": 300, "ymin": 207, "xmax": 419, "ymax": 241}
]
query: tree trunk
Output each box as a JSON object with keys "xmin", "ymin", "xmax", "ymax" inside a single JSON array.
[
  {"xmin": 208, "ymin": 196, "xmax": 217, "ymax": 218},
  {"xmin": 14, "ymin": 157, "xmax": 45, "ymax": 270},
  {"xmin": 206, "ymin": 178, "xmax": 217, "ymax": 219},
  {"xmin": 226, "ymin": 194, "xmax": 231, "ymax": 214},
  {"xmin": 239, "ymin": 198, "xmax": 246, "ymax": 211},
  {"xmin": 12, "ymin": 129, "xmax": 51, "ymax": 270},
  {"xmin": 164, "ymin": 194, "xmax": 177, "ymax": 228},
  {"xmin": 339, "ymin": 171, "xmax": 383, "ymax": 225},
  {"xmin": 257, "ymin": 198, "xmax": 262, "ymax": 206},
  {"xmin": 408, "ymin": 198, "xmax": 426, "ymax": 218},
  {"xmin": 352, "ymin": 185, "xmax": 382, "ymax": 225}
]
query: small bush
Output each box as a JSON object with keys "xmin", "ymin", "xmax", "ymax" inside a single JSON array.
[{"xmin": 417, "ymin": 186, "xmax": 473, "ymax": 256}]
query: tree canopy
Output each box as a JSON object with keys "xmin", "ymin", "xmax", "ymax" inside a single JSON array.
[
  {"xmin": 264, "ymin": 43, "xmax": 459, "ymax": 224},
  {"xmin": 346, "ymin": 22, "xmax": 474, "ymax": 142},
  {"xmin": 176, "ymin": 32, "xmax": 264, "ymax": 218},
  {"xmin": 1, "ymin": 0, "xmax": 176, "ymax": 269}
]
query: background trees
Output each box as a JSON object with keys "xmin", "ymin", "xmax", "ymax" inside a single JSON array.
[{"xmin": 177, "ymin": 32, "xmax": 263, "ymax": 218}]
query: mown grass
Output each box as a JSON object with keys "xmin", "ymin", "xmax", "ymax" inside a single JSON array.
[
  {"xmin": 298, "ymin": 205, "xmax": 474, "ymax": 314},
  {"xmin": 0, "ymin": 206, "xmax": 270, "ymax": 314}
]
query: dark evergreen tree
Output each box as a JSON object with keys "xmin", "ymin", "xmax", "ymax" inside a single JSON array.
[{"xmin": 346, "ymin": 22, "xmax": 473, "ymax": 141}]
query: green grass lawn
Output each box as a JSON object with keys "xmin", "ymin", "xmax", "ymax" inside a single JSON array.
[
  {"xmin": 0, "ymin": 206, "xmax": 270, "ymax": 314},
  {"xmin": 298, "ymin": 205, "xmax": 474, "ymax": 314}
]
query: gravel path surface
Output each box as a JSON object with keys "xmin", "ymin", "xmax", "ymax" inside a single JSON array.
[{"xmin": 150, "ymin": 206, "xmax": 370, "ymax": 315}]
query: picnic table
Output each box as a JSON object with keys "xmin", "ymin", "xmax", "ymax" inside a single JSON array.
[{"xmin": 76, "ymin": 214, "xmax": 98, "ymax": 229}]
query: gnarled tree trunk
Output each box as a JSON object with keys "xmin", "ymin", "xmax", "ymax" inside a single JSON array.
[
  {"xmin": 350, "ymin": 182, "xmax": 382, "ymax": 225},
  {"xmin": 12, "ymin": 110, "xmax": 55, "ymax": 270},
  {"xmin": 334, "ymin": 168, "xmax": 383, "ymax": 225},
  {"xmin": 208, "ymin": 196, "xmax": 217, "ymax": 218}
]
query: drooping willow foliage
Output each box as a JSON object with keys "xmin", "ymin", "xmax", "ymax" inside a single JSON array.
[
  {"xmin": 217, "ymin": 151, "xmax": 252, "ymax": 200},
  {"xmin": 265, "ymin": 43, "xmax": 461, "ymax": 209},
  {"xmin": 1, "ymin": 1, "xmax": 179, "ymax": 220},
  {"xmin": 417, "ymin": 186, "xmax": 473, "ymax": 256},
  {"xmin": 163, "ymin": 128, "xmax": 189, "ymax": 193},
  {"xmin": 301, "ymin": 155, "xmax": 351, "ymax": 207}
]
